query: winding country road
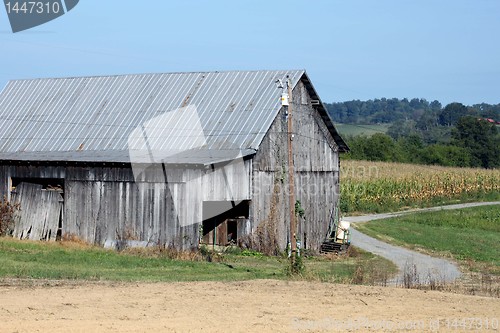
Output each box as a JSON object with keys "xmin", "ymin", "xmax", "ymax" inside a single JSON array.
[{"xmin": 344, "ymin": 202, "xmax": 500, "ymax": 285}]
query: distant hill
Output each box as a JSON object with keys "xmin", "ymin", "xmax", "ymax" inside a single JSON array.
[
  {"xmin": 325, "ymin": 98, "xmax": 500, "ymax": 125},
  {"xmin": 327, "ymin": 99, "xmax": 500, "ymax": 169}
]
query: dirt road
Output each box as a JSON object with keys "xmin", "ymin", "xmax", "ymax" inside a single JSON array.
[
  {"xmin": 1, "ymin": 280, "xmax": 499, "ymax": 332},
  {"xmin": 345, "ymin": 202, "xmax": 500, "ymax": 284}
]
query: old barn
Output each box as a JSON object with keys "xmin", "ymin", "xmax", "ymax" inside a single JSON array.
[{"xmin": 0, "ymin": 70, "xmax": 348, "ymax": 252}]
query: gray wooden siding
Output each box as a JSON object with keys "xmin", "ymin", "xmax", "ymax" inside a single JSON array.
[
  {"xmin": 0, "ymin": 159, "xmax": 251, "ymax": 249},
  {"xmin": 251, "ymin": 81, "xmax": 340, "ymax": 251}
]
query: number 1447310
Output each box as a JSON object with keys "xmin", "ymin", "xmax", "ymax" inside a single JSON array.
[{"xmin": 5, "ymin": 1, "xmax": 61, "ymax": 14}]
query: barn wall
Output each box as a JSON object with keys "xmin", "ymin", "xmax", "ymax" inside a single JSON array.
[
  {"xmin": 0, "ymin": 159, "xmax": 251, "ymax": 249},
  {"xmin": 251, "ymin": 81, "xmax": 340, "ymax": 251}
]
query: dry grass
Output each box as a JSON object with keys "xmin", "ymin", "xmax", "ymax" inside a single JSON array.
[
  {"xmin": 245, "ymin": 181, "xmax": 282, "ymax": 256},
  {"xmin": 121, "ymin": 246, "xmax": 206, "ymax": 261},
  {"xmin": 60, "ymin": 234, "xmax": 94, "ymax": 249},
  {"xmin": 397, "ymin": 261, "xmax": 500, "ymax": 298}
]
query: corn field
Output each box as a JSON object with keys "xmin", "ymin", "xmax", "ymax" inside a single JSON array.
[{"xmin": 340, "ymin": 161, "xmax": 500, "ymax": 213}]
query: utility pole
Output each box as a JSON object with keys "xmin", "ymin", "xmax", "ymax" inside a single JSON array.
[{"xmin": 286, "ymin": 76, "xmax": 297, "ymax": 265}]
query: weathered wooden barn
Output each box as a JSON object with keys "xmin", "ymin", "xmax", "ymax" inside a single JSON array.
[{"xmin": 0, "ymin": 70, "xmax": 348, "ymax": 251}]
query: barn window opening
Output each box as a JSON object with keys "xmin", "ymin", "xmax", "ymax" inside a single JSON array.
[
  {"xmin": 201, "ymin": 200, "xmax": 249, "ymax": 248},
  {"xmin": 11, "ymin": 178, "xmax": 64, "ymax": 193}
]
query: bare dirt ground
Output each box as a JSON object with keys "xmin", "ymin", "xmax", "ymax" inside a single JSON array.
[{"xmin": 1, "ymin": 279, "xmax": 498, "ymax": 332}]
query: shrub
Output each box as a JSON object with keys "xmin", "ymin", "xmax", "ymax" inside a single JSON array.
[
  {"xmin": 0, "ymin": 197, "xmax": 18, "ymax": 236},
  {"xmin": 285, "ymin": 252, "xmax": 305, "ymax": 276}
]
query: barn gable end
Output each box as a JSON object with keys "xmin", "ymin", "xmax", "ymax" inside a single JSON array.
[{"xmin": 250, "ymin": 80, "xmax": 341, "ymax": 252}]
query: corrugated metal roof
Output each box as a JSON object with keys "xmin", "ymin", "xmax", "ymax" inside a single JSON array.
[{"xmin": 0, "ymin": 70, "xmax": 347, "ymax": 164}]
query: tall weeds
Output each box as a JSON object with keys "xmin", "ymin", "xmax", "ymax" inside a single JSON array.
[{"xmin": 0, "ymin": 196, "xmax": 18, "ymax": 236}]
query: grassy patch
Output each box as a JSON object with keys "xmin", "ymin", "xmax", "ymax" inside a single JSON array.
[
  {"xmin": 336, "ymin": 123, "xmax": 389, "ymax": 137},
  {"xmin": 0, "ymin": 239, "xmax": 279, "ymax": 282},
  {"xmin": 355, "ymin": 205, "xmax": 500, "ymax": 275},
  {"xmin": 0, "ymin": 238, "xmax": 396, "ymax": 284},
  {"xmin": 303, "ymin": 247, "xmax": 397, "ymax": 285}
]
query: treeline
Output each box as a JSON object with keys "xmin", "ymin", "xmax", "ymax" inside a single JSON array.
[
  {"xmin": 325, "ymin": 98, "xmax": 500, "ymax": 125},
  {"xmin": 329, "ymin": 99, "xmax": 500, "ymax": 169},
  {"xmin": 345, "ymin": 130, "xmax": 498, "ymax": 168}
]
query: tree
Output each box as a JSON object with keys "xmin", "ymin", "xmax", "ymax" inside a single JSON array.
[
  {"xmin": 415, "ymin": 111, "xmax": 438, "ymax": 131},
  {"xmin": 397, "ymin": 135, "xmax": 424, "ymax": 163},
  {"xmin": 438, "ymin": 103, "xmax": 468, "ymax": 126},
  {"xmin": 343, "ymin": 134, "xmax": 401, "ymax": 162},
  {"xmin": 418, "ymin": 145, "xmax": 471, "ymax": 167},
  {"xmin": 387, "ymin": 120, "xmax": 419, "ymax": 139},
  {"xmin": 452, "ymin": 116, "xmax": 499, "ymax": 168},
  {"xmin": 362, "ymin": 133, "xmax": 400, "ymax": 162},
  {"xmin": 430, "ymin": 100, "xmax": 442, "ymax": 111}
]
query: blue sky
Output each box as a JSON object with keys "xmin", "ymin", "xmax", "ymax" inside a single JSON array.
[{"xmin": 1, "ymin": 0, "xmax": 499, "ymax": 105}]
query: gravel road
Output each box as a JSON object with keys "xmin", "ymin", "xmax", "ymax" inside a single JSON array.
[{"xmin": 344, "ymin": 202, "xmax": 500, "ymax": 285}]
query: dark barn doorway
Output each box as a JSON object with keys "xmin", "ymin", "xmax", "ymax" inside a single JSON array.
[{"xmin": 201, "ymin": 200, "xmax": 249, "ymax": 247}]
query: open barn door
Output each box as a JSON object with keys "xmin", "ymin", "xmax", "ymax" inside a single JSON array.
[
  {"xmin": 201, "ymin": 200, "xmax": 250, "ymax": 248},
  {"xmin": 11, "ymin": 180, "xmax": 63, "ymax": 241}
]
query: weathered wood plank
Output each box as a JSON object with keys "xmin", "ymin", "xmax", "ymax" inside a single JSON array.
[{"xmin": 12, "ymin": 183, "xmax": 61, "ymax": 241}]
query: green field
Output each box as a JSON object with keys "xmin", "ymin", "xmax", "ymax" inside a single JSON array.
[
  {"xmin": 0, "ymin": 238, "xmax": 396, "ymax": 284},
  {"xmin": 354, "ymin": 205, "xmax": 500, "ymax": 274},
  {"xmin": 335, "ymin": 123, "xmax": 389, "ymax": 137}
]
